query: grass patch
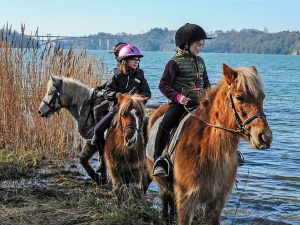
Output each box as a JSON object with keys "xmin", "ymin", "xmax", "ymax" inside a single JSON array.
[{"xmin": 0, "ymin": 149, "xmax": 44, "ymax": 179}]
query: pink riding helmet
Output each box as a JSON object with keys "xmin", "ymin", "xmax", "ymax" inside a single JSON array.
[{"xmin": 117, "ymin": 44, "xmax": 143, "ymax": 62}]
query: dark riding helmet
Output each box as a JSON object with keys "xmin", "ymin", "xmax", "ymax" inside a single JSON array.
[
  {"xmin": 175, "ymin": 23, "xmax": 212, "ymax": 49},
  {"xmin": 110, "ymin": 42, "xmax": 128, "ymax": 58}
]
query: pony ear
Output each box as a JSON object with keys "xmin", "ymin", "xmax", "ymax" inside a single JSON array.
[
  {"xmin": 223, "ymin": 64, "xmax": 237, "ymax": 85},
  {"xmin": 117, "ymin": 93, "xmax": 125, "ymax": 103},
  {"xmin": 140, "ymin": 97, "xmax": 148, "ymax": 105},
  {"xmin": 50, "ymin": 75, "xmax": 57, "ymax": 86},
  {"xmin": 250, "ymin": 66, "xmax": 258, "ymax": 74}
]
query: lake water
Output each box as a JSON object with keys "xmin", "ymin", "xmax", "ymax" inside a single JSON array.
[{"xmin": 89, "ymin": 50, "xmax": 300, "ymax": 224}]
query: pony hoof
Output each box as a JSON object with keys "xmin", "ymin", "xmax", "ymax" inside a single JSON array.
[
  {"xmin": 94, "ymin": 173, "xmax": 101, "ymax": 185},
  {"xmin": 99, "ymin": 175, "xmax": 108, "ymax": 185},
  {"xmin": 94, "ymin": 173, "xmax": 107, "ymax": 185}
]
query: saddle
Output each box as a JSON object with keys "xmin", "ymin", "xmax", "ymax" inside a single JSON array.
[
  {"xmin": 146, "ymin": 112, "xmax": 192, "ymax": 166},
  {"xmin": 78, "ymin": 86, "xmax": 112, "ymax": 139}
]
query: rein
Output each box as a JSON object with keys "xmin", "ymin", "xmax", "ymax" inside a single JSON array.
[
  {"xmin": 43, "ymin": 79, "xmax": 64, "ymax": 114},
  {"xmin": 184, "ymin": 86, "xmax": 266, "ymax": 135}
]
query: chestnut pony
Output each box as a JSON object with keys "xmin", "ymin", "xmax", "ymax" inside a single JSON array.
[
  {"xmin": 146, "ymin": 64, "xmax": 273, "ymax": 225},
  {"xmin": 105, "ymin": 93, "xmax": 148, "ymax": 193}
]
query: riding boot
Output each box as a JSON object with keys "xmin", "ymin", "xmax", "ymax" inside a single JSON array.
[
  {"xmin": 152, "ymin": 125, "xmax": 170, "ymax": 177},
  {"xmin": 95, "ymin": 139, "xmax": 107, "ymax": 184}
]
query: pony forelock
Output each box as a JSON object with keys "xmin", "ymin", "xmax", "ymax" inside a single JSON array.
[
  {"xmin": 118, "ymin": 94, "xmax": 145, "ymax": 119},
  {"xmin": 236, "ymin": 67, "xmax": 264, "ymax": 98}
]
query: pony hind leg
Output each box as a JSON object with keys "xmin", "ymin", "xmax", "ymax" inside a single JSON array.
[
  {"xmin": 79, "ymin": 141, "xmax": 100, "ymax": 184},
  {"xmin": 142, "ymin": 167, "xmax": 152, "ymax": 194},
  {"xmin": 160, "ymin": 190, "xmax": 175, "ymax": 223}
]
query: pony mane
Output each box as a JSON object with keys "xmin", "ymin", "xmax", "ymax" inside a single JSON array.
[
  {"xmin": 196, "ymin": 66, "xmax": 265, "ymax": 128},
  {"xmin": 118, "ymin": 94, "xmax": 145, "ymax": 118},
  {"xmin": 205, "ymin": 66, "xmax": 264, "ymax": 106},
  {"xmin": 51, "ymin": 75, "xmax": 93, "ymax": 104}
]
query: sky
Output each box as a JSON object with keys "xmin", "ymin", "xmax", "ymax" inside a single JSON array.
[{"xmin": 0, "ymin": 0, "xmax": 299, "ymax": 36}]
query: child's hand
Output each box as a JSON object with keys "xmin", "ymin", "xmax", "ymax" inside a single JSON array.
[{"xmin": 176, "ymin": 94, "xmax": 190, "ymax": 105}]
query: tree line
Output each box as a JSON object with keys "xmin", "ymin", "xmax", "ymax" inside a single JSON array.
[
  {"xmin": 66, "ymin": 28, "xmax": 300, "ymax": 55},
  {"xmin": 2, "ymin": 27, "xmax": 300, "ymax": 55}
]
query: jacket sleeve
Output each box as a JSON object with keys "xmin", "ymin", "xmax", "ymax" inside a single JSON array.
[
  {"xmin": 159, "ymin": 60, "xmax": 180, "ymax": 101},
  {"xmin": 105, "ymin": 70, "xmax": 119, "ymax": 101},
  {"xmin": 203, "ymin": 67, "xmax": 211, "ymax": 89},
  {"xmin": 138, "ymin": 70, "xmax": 151, "ymax": 99}
]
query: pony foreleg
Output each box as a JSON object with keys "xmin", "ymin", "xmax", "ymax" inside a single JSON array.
[
  {"xmin": 175, "ymin": 186, "xmax": 197, "ymax": 225},
  {"xmin": 108, "ymin": 167, "xmax": 123, "ymax": 193},
  {"xmin": 205, "ymin": 199, "xmax": 225, "ymax": 225},
  {"xmin": 79, "ymin": 141, "xmax": 99, "ymax": 184},
  {"xmin": 130, "ymin": 168, "xmax": 143, "ymax": 188}
]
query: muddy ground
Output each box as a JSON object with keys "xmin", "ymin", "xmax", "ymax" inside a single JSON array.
[{"xmin": 0, "ymin": 150, "xmax": 164, "ymax": 225}]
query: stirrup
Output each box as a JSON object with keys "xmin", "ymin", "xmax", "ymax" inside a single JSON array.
[
  {"xmin": 90, "ymin": 135, "xmax": 96, "ymax": 146},
  {"xmin": 152, "ymin": 156, "xmax": 171, "ymax": 177}
]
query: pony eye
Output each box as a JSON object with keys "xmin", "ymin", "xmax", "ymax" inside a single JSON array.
[{"xmin": 236, "ymin": 95, "xmax": 244, "ymax": 102}]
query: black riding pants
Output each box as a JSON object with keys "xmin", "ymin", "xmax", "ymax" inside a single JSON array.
[
  {"xmin": 160, "ymin": 103, "xmax": 186, "ymax": 133},
  {"xmin": 94, "ymin": 111, "xmax": 116, "ymax": 146}
]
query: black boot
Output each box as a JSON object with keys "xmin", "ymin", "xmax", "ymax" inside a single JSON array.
[
  {"xmin": 152, "ymin": 125, "xmax": 170, "ymax": 177},
  {"xmin": 95, "ymin": 139, "xmax": 107, "ymax": 184}
]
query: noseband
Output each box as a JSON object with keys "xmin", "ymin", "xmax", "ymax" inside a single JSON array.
[
  {"xmin": 43, "ymin": 79, "xmax": 63, "ymax": 114},
  {"xmin": 227, "ymin": 92, "xmax": 266, "ymax": 135}
]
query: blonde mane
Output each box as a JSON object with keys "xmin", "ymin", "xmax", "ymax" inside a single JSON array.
[
  {"xmin": 236, "ymin": 67, "xmax": 264, "ymax": 98},
  {"xmin": 50, "ymin": 75, "xmax": 93, "ymax": 106}
]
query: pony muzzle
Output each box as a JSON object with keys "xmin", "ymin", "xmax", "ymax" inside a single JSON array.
[{"xmin": 248, "ymin": 126, "xmax": 273, "ymax": 150}]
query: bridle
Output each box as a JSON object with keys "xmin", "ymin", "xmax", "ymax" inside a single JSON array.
[
  {"xmin": 116, "ymin": 87, "xmax": 144, "ymax": 136},
  {"xmin": 227, "ymin": 90, "xmax": 266, "ymax": 135},
  {"xmin": 42, "ymin": 79, "xmax": 64, "ymax": 114},
  {"xmin": 118, "ymin": 111, "xmax": 143, "ymax": 136},
  {"xmin": 184, "ymin": 86, "xmax": 266, "ymax": 136}
]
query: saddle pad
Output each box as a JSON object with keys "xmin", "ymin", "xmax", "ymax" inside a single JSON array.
[
  {"xmin": 146, "ymin": 116, "xmax": 163, "ymax": 162},
  {"xmin": 146, "ymin": 113, "xmax": 191, "ymax": 162}
]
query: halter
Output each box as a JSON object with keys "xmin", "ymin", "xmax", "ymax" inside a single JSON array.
[
  {"xmin": 42, "ymin": 79, "xmax": 63, "ymax": 114},
  {"xmin": 184, "ymin": 86, "xmax": 266, "ymax": 136},
  {"xmin": 118, "ymin": 112, "xmax": 142, "ymax": 136},
  {"xmin": 116, "ymin": 87, "xmax": 143, "ymax": 136}
]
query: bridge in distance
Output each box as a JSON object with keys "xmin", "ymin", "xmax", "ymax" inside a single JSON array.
[{"xmin": 36, "ymin": 35, "xmax": 122, "ymax": 49}]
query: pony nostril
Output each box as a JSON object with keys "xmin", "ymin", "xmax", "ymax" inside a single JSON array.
[
  {"xmin": 38, "ymin": 110, "xmax": 42, "ymax": 115},
  {"xmin": 258, "ymin": 133, "xmax": 272, "ymax": 149},
  {"xmin": 258, "ymin": 133, "xmax": 265, "ymax": 143},
  {"xmin": 125, "ymin": 136, "xmax": 130, "ymax": 143}
]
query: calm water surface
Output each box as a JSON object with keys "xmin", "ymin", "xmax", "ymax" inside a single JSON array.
[{"xmin": 89, "ymin": 50, "xmax": 300, "ymax": 224}]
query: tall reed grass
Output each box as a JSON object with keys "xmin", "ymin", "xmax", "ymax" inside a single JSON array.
[{"xmin": 0, "ymin": 25, "xmax": 105, "ymax": 160}]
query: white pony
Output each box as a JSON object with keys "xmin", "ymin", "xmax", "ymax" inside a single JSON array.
[{"xmin": 38, "ymin": 75, "xmax": 107, "ymax": 184}]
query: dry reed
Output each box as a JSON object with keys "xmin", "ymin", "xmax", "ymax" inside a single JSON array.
[{"xmin": 0, "ymin": 25, "xmax": 105, "ymax": 161}]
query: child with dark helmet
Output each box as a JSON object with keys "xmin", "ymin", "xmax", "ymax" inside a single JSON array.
[
  {"xmin": 110, "ymin": 42, "xmax": 128, "ymax": 62},
  {"xmin": 152, "ymin": 23, "xmax": 212, "ymax": 177}
]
